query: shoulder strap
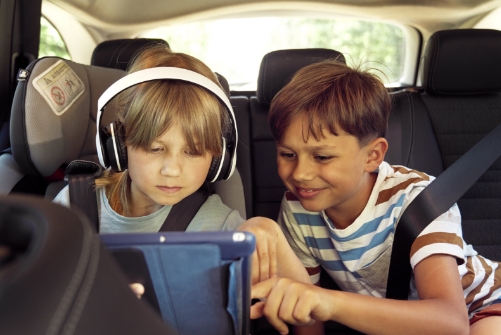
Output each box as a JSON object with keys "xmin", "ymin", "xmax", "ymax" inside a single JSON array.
[
  {"xmin": 66, "ymin": 160, "xmax": 103, "ymax": 233},
  {"xmin": 159, "ymin": 184, "xmax": 211, "ymax": 232},
  {"xmin": 386, "ymin": 121, "xmax": 501, "ymax": 300}
]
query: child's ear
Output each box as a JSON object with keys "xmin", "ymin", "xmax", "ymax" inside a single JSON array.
[{"xmin": 364, "ymin": 137, "xmax": 388, "ymax": 172}]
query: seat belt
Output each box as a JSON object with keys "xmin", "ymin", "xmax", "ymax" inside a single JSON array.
[
  {"xmin": 66, "ymin": 160, "xmax": 103, "ymax": 232},
  {"xmin": 66, "ymin": 160, "xmax": 210, "ymax": 233},
  {"xmin": 386, "ymin": 121, "xmax": 501, "ymax": 300},
  {"xmin": 158, "ymin": 184, "xmax": 210, "ymax": 231}
]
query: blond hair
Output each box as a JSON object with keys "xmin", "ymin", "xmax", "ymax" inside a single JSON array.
[
  {"xmin": 96, "ymin": 44, "xmax": 228, "ymax": 216},
  {"xmin": 269, "ymin": 60, "xmax": 391, "ymax": 147}
]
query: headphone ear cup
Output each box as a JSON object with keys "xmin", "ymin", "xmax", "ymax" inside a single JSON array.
[
  {"xmin": 104, "ymin": 121, "xmax": 128, "ymax": 172},
  {"xmin": 206, "ymin": 136, "xmax": 233, "ymax": 183},
  {"xmin": 207, "ymin": 154, "xmax": 222, "ymax": 183}
]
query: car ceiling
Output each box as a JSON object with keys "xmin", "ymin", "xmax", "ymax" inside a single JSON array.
[{"xmin": 47, "ymin": 0, "xmax": 501, "ymax": 35}]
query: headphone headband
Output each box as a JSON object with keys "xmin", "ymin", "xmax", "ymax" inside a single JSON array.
[{"xmin": 95, "ymin": 67, "xmax": 238, "ymax": 181}]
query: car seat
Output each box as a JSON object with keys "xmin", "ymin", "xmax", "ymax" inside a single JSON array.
[
  {"xmin": 0, "ymin": 57, "xmax": 124, "ymax": 199},
  {"xmin": 400, "ymin": 28, "xmax": 501, "ymax": 261}
]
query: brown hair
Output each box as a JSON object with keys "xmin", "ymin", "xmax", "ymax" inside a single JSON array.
[
  {"xmin": 269, "ymin": 60, "xmax": 391, "ymax": 147},
  {"xmin": 96, "ymin": 44, "xmax": 228, "ymax": 216}
]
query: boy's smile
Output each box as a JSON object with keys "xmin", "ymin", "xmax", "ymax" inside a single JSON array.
[
  {"xmin": 126, "ymin": 121, "xmax": 213, "ymax": 217},
  {"xmin": 276, "ymin": 117, "xmax": 383, "ymax": 229}
]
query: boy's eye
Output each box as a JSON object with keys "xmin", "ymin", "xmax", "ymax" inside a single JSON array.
[{"xmin": 315, "ymin": 155, "xmax": 333, "ymax": 162}]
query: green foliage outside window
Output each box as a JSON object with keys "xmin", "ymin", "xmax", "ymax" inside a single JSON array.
[{"xmin": 39, "ymin": 17, "xmax": 71, "ymax": 59}]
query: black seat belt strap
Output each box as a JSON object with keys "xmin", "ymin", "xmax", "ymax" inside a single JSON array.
[
  {"xmin": 66, "ymin": 160, "xmax": 103, "ymax": 233},
  {"xmin": 159, "ymin": 184, "xmax": 211, "ymax": 232},
  {"xmin": 386, "ymin": 121, "xmax": 501, "ymax": 300}
]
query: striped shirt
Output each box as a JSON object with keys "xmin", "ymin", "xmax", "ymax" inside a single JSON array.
[{"xmin": 278, "ymin": 161, "xmax": 501, "ymax": 317}]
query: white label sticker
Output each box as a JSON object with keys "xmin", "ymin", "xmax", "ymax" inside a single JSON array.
[{"xmin": 32, "ymin": 60, "xmax": 85, "ymax": 116}]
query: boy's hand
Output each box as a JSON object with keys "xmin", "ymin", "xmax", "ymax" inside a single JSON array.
[
  {"xmin": 251, "ymin": 276, "xmax": 333, "ymax": 335},
  {"xmin": 238, "ymin": 217, "xmax": 279, "ymax": 284}
]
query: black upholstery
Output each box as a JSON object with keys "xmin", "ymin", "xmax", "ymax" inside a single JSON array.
[
  {"xmin": 418, "ymin": 29, "xmax": 501, "ymax": 261},
  {"xmin": 0, "ymin": 194, "xmax": 176, "ymax": 335},
  {"xmin": 383, "ymin": 29, "xmax": 501, "ymax": 261},
  {"xmin": 423, "ymin": 29, "xmax": 501, "ymax": 95},
  {"xmin": 385, "ymin": 89, "xmax": 443, "ymax": 177},
  {"xmin": 91, "ymin": 38, "xmax": 169, "ymax": 70},
  {"xmin": 257, "ymin": 48, "xmax": 346, "ymax": 105}
]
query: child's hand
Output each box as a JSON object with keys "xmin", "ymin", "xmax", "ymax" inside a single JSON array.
[
  {"xmin": 251, "ymin": 276, "xmax": 333, "ymax": 335},
  {"xmin": 238, "ymin": 217, "xmax": 280, "ymax": 284},
  {"xmin": 129, "ymin": 283, "xmax": 145, "ymax": 299}
]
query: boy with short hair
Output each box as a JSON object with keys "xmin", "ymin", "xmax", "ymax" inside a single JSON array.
[{"xmin": 249, "ymin": 60, "xmax": 501, "ymax": 335}]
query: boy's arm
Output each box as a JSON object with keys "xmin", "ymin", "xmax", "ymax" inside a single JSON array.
[{"xmin": 251, "ymin": 254, "xmax": 469, "ymax": 335}]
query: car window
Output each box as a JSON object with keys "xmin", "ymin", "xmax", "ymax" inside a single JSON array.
[
  {"xmin": 39, "ymin": 16, "xmax": 71, "ymax": 59},
  {"xmin": 142, "ymin": 17, "xmax": 407, "ymax": 90}
]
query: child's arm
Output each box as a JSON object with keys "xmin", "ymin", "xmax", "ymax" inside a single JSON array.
[
  {"xmin": 238, "ymin": 217, "xmax": 310, "ymax": 284},
  {"xmin": 251, "ymin": 254, "xmax": 469, "ymax": 335}
]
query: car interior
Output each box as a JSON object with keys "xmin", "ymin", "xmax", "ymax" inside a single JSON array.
[{"xmin": 1, "ymin": 0, "xmax": 501, "ymax": 334}]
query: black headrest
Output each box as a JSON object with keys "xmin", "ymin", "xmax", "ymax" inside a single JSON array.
[
  {"xmin": 257, "ymin": 48, "xmax": 345, "ymax": 105},
  {"xmin": 91, "ymin": 38, "xmax": 170, "ymax": 70},
  {"xmin": 215, "ymin": 72, "xmax": 230, "ymax": 96},
  {"xmin": 423, "ymin": 29, "xmax": 501, "ymax": 95}
]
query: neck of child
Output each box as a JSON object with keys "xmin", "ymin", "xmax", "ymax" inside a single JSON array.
[
  {"xmin": 128, "ymin": 201, "xmax": 163, "ymax": 217},
  {"xmin": 326, "ymin": 172, "xmax": 378, "ymax": 230}
]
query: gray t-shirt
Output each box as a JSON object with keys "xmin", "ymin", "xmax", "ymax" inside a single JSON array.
[{"xmin": 53, "ymin": 186, "xmax": 244, "ymax": 233}]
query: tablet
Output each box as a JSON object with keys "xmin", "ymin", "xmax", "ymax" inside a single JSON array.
[{"xmin": 101, "ymin": 231, "xmax": 255, "ymax": 335}]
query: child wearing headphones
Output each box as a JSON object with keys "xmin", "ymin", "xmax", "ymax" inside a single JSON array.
[{"xmin": 53, "ymin": 44, "xmax": 246, "ymax": 233}]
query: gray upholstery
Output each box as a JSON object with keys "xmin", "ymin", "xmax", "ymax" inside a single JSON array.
[
  {"xmin": 11, "ymin": 58, "xmax": 124, "ymax": 176},
  {"xmin": 0, "ymin": 57, "xmax": 124, "ymax": 198}
]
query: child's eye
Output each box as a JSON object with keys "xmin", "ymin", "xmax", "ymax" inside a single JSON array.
[
  {"xmin": 279, "ymin": 152, "xmax": 296, "ymax": 160},
  {"xmin": 149, "ymin": 147, "xmax": 163, "ymax": 153},
  {"xmin": 315, "ymin": 155, "xmax": 333, "ymax": 162},
  {"xmin": 185, "ymin": 150, "xmax": 201, "ymax": 157}
]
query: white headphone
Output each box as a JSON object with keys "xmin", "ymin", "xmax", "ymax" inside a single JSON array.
[{"xmin": 95, "ymin": 67, "xmax": 238, "ymax": 183}]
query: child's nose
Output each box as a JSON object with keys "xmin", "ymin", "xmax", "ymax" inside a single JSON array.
[
  {"xmin": 291, "ymin": 158, "xmax": 315, "ymax": 181},
  {"xmin": 160, "ymin": 156, "xmax": 182, "ymax": 177}
]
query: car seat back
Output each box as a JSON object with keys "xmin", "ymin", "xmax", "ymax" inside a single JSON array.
[
  {"xmin": 0, "ymin": 57, "xmax": 124, "ymax": 198},
  {"xmin": 91, "ymin": 38, "xmax": 170, "ymax": 70},
  {"xmin": 418, "ymin": 29, "xmax": 501, "ymax": 261}
]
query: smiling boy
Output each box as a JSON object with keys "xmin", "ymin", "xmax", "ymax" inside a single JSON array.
[{"xmin": 249, "ymin": 60, "xmax": 501, "ymax": 335}]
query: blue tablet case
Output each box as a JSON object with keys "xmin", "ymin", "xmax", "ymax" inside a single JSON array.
[{"xmin": 100, "ymin": 231, "xmax": 255, "ymax": 335}]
